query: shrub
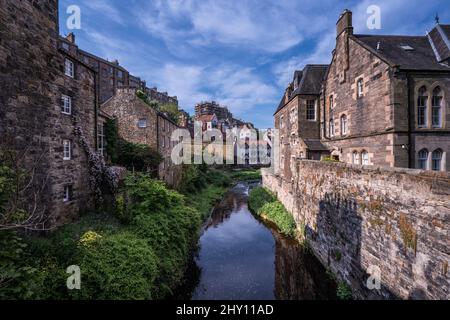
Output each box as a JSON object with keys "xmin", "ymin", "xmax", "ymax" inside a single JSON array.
[
  {"xmin": 248, "ymin": 187, "xmax": 277, "ymax": 213},
  {"xmin": 72, "ymin": 231, "xmax": 159, "ymax": 300},
  {"xmin": 337, "ymin": 282, "xmax": 353, "ymax": 300},
  {"xmin": 116, "ymin": 140, "xmax": 162, "ymax": 174}
]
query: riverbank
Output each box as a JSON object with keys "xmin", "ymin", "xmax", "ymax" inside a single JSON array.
[{"xmin": 0, "ymin": 168, "xmax": 261, "ymax": 300}]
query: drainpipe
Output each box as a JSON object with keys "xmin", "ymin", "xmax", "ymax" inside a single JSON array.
[{"xmin": 406, "ymin": 74, "xmax": 412, "ymax": 168}]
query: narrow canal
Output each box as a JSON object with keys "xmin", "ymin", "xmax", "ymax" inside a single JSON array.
[{"xmin": 180, "ymin": 182, "xmax": 337, "ymax": 300}]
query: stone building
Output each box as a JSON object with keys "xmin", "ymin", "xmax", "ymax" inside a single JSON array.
[
  {"xmin": 321, "ymin": 10, "xmax": 450, "ymax": 171},
  {"xmin": 60, "ymin": 33, "xmax": 146, "ymax": 104},
  {"xmin": 274, "ymin": 65, "xmax": 329, "ymax": 180},
  {"xmin": 101, "ymin": 87, "xmax": 182, "ymax": 187},
  {"xmin": 0, "ymin": 0, "xmax": 99, "ymax": 227},
  {"xmin": 195, "ymin": 101, "xmax": 248, "ymax": 128},
  {"xmin": 144, "ymin": 87, "xmax": 178, "ymax": 106}
]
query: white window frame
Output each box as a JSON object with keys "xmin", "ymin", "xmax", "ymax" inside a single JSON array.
[
  {"xmin": 64, "ymin": 58, "xmax": 74, "ymax": 78},
  {"xmin": 432, "ymin": 88, "xmax": 443, "ymax": 128},
  {"xmin": 97, "ymin": 124, "xmax": 105, "ymax": 155},
  {"xmin": 341, "ymin": 115, "xmax": 348, "ymax": 135},
  {"xmin": 63, "ymin": 185, "xmax": 72, "ymax": 202},
  {"xmin": 352, "ymin": 151, "xmax": 360, "ymax": 165},
  {"xmin": 61, "ymin": 95, "xmax": 72, "ymax": 115},
  {"xmin": 138, "ymin": 118, "xmax": 147, "ymax": 128},
  {"xmin": 417, "ymin": 87, "xmax": 428, "ymax": 128},
  {"xmin": 361, "ymin": 151, "xmax": 369, "ymax": 165},
  {"xmin": 357, "ymin": 79, "xmax": 364, "ymax": 98},
  {"xmin": 63, "ymin": 140, "xmax": 71, "ymax": 160},
  {"xmin": 306, "ymin": 100, "xmax": 316, "ymax": 121}
]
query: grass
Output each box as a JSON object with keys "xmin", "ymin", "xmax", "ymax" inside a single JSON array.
[{"xmin": 248, "ymin": 187, "xmax": 296, "ymax": 238}]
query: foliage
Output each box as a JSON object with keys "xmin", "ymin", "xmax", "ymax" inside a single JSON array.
[
  {"xmin": 321, "ymin": 156, "xmax": 339, "ymax": 163},
  {"xmin": 79, "ymin": 230, "xmax": 102, "ymax": 248},
  {"xmin": 105, "ymin": 118, "xmax": 119, "ymax": 164},
  {"xmin": 337, "ymin": 282, "xmax": 353, "ymax": 300},
  {"xmin": 248, "ymin": 187, "xmax": 296, "ymax": 237},
  {"xmin": 159, "ymin": 103, "xmax": 182, "ymax": 125},
  {"xmin": 116, "ymin": 139, "xmax": 162, "ymax": 175},
  {"xmin": 72, "ymin": 231, "xmax": 159, "ymax": 300},
  {"xmin": 229, "ymin": 169, "xmax": 262, "ymax": 182},
  {"xmin": 0, "ymin": 231, "xmax": 37, "ymax": 299}
]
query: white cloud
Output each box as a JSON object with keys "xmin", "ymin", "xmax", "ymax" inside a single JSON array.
[
  {"xmin": 82, "ymin": 0, "xmax": 125, "ymax": 25},
  {"xmin": 136, "ymin": 0, "xmax": 335, "ymax": 54}
]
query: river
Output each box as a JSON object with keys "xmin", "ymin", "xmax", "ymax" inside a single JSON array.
[{"xmin": 178, "ymin": 182, "xmax": 337, "ymax": 300}]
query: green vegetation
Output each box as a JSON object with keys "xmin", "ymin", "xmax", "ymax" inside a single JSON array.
[
  {"xmin": 337, "ymin": 282, "xmax": 353, "ymax": 300},
  {"xmin": 105, "ymin": 118, "xmax": 162, "ymax": 174},
  {"xmin": 228, "ymin": 169, "xmax": 261, "ymax": 182},
  {"xmin": 248, "ymin": 187, "xmax": 296, "ymax": 238},
  {"xmin": 136, "ymin": 90, "xmax": 182, "ymax": 125},
  {"xmin": 321, "ymin": 156, "xmax": 339, "ymax": 163}
]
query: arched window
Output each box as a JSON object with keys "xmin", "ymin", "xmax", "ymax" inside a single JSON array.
[
  {"xmin": 417, "ymin": 149, "xmax": 429, "ymax": 170},
  {"xmin": 361, "ymin": 150, "xmax": 369, "ymax": 165},
  {"xmin": 352, "ymin": 151, "xmax": 360, "ymax": 165},
  {"xmin": 432, "ymin": 87, "xmax": 443, "ymax": 128},
  {"xmin": 329, "ymin": 96, "xmax": 334, "ymax": 109},
  {"xmin": 357, "ymin": 78, "xmax": 364, "ymax": 97},
  {"xmin": 432, "ymin": 149, "xmax": 443, "ymax": 171},
  {"xmin": 340, "ymin": 115, "xmax": 348, "ymax": 135},
  {"xmin": 417, "ymin": 86, "xmax": 428, "ymax": 127}
]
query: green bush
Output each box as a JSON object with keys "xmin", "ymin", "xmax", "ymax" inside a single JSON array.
[
  {"xmin": 337, "ymin": 282, "xmax": 353, "ymax": 300},
  {"xmin": 116, "ymin": 140, "xmax": 162, "ymax": 174},
  {"xmin": 73, "ymin": 231, "xmax": 159, "ymax": 300},
  {"xmin": 249, "ymin": 187, "xmax": 296, "ymax": 237},
  {"xmin": 230, "ymin": 169, "xmax": 262, "ymax": 182}
]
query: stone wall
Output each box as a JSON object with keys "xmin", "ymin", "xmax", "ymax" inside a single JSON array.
[{"xmin": 263, "ymin": 161, "xmax": 450, "ymax": 299}]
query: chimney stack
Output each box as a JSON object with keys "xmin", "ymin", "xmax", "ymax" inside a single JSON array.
[
  {"xmin": 336, "ymin": 9, "xmax": 353, "ymax": 37},
  {"xmin": 66, "ymin": 32, "xmax": 76, "ymax": 44}
]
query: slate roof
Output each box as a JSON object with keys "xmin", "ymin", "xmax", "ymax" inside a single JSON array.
[
  {"xmin": 274, "ymin": 64, "xmax": 328, "ymax": 115},
  {"xmin": 353, "ymin": 33, "xmax": 450, "ymax": 71},
  {"xmin": 303, "ymin": 139, "xmax": 329, "ymax": 151}
]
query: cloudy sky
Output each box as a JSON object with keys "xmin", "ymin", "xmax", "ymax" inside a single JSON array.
[{"xmin": 59, "ymin": 0, "xmax": 449, "ymax": 128}]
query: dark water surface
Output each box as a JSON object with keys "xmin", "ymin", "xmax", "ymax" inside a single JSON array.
[{"xmin": 181, "ymin": 182, "xmax": 337, "ymax": 300}]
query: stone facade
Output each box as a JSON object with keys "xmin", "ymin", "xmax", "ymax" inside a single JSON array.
[
  {"xmin": 263, "ymin": 162, "xmax": 450, "ymax": 300},
  {"xmin": 0, "ymin": 0, "xmax": 98, "ymax": 226},
  {"xmin": 101, "ymin": 87, "xmax": 182, "ymax": 187},
  {"xmin": 321, "ymin": 10, "xmax": 450, "ymax": 171}
]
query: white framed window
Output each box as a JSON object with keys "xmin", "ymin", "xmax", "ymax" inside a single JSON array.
[
  {"xmin": 352, "ymin": 151, "xmax": 360, "ymax": 165},
  {"xmin": 432, "ymin": 149, "xmax": 443, "ymax": 171},
  {"xmin": 361, "ymin": 150, "xmax": 369, "ymax": 165},
  {"xmin": 97, "ymin": 124, "xmax": 106, "ymax": 155},
  {"xmin": 61, "ymin": 95, "xmax": 72, "ymax": 114},
  {"xmin": 432, "ymin": 87, "xmax": 443, "ymax": 128},
  {"xmin": 417, "ymin": 86, "xmax": 428, "ymax": 127},
  {"xmin": 138, "ymin": 118, "xmax": 147, "ymax": 128},
  {"xmin": 64, "ymin": 58, "xmax": 74, "ymax": 78},
  {"xmin": 329, "ymin": 95, "xmax": 334, "ymax": 109},
  {"xmin": 162, "ymin": 136, "xmax": 166, "ymax": 148},
  {"xmin": 306, "ymin": 100, "xmax": 316, "ymax": 121},
  {"xmin": 329, "ymin": 119, "xmax": 335, "ymax": 137},
  {"xmin": 357, "ymin": 78, "xmax": 364, "ymax": 98},
  {"xmin": 63, "ymin": 185, "xmax": 73, "ymax": 202},
  {"xmin": 63, "ymin": 140, "xmax": 71, "ymax": 160},
  {"xmin": 340, "ymin": 115, "xmax": 348, "ymax": 135},
  {"xmin": 117, "ymin": 70, "xmax": 123, "ymax": 78},
  {"xmin": 418, "ymin": 149, "xmax": 429, "ymax": 170}
]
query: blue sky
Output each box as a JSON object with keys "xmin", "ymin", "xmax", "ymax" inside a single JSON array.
[{"xmin": 59, "ymin": 0, "xmax": 449, "ymax": 128}]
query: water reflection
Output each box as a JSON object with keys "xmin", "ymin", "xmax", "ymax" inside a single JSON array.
[{"xmin": 182, "ymin": 182, "xmax": 336, "ymax": 300}]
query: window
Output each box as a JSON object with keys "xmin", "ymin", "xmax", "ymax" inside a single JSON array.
[
  {"xmin": 418, "ymin": 149, "xmax": 429, "ymax": 170},
  {"xmin": 329, "ymin": 118, "xmax": 335, "ymax": 137},
  {"xmin": 117, "ymin": 70, "xmax": 123, "ymax": 78},
  {"xmin": 432, "ymin": 87, "xmax": 443, "ymax": 128},
  {"xmin": 117, "ymin": 81, "xmax": 123, "ymax": 87},
  {"xmin": 306, "ymin": 100, "xmax": 316, "ymax": 121},
  {"xmin": 64, "ymin": 59, "xmax": 74, "ymax": 78},
  {"xmin": 110, "ymin": 79, "xmax": 114, "ymax": 86},
  {"xmin": 329, "ymin": 96, "xmax": 334, "ymax": 109},
  {"xmin": 280, "ymin": 116, "xmax": 284, "ymax": 129},
  {"xmin": 290, "ymin": 107, "xmax": 297, "ymax": 123},
  {"xmin": 361, "ymin": 150, "xmax": 369, "ymax": 165},
  {"xmin": 83, "ymin": 56, "xmax": 89, "ymax": 64},
  {"xmin": 63, "ymin": 185, "xmax": 73, "ymax": 202},
  {"xmin": 62, "ymin": 42, "xmax": 70, "ymax": 51},
  {"xmin": 61, "ymin": 95, "xmax": 72, "ymax": 114},
  {"xmin": 138, "ymin": 118, "xmax": 147, "ymax": 128},
  {"xmin": 352, "ymin": 151, "xmax": 360, "ymax": 165},
  {"xmin": 417, "ymin": 86, "xmax": 428, "ymax": 127},
  {"xmin": 162, "ymin": 136, "xmax": 166, "ymax": 148},
  {"xmin": 357, "ymin": 78, "xmax": 364, "ymax": 98},
  {"xmin": 109, "ymin": 67, "xmax": 113, "ymax": 75},
  {"xmin": 63, "ymin": 140, "xmax": 71, "ymax": 160},
  {"xmin": 340, "ymin": 115, "xmax": 348, "ymax": 135},
  {"xmin": 97, "ymin": 124, "xmax": 106, "ymax": 156},
  {"xmin": 432, "ymin": 149, "xmax": 443, "ymax": 171}
]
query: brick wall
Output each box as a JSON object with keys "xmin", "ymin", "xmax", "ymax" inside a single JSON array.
[{"xmin": 263, "ymin": 161, "xmax": 449, "ymax": 299}]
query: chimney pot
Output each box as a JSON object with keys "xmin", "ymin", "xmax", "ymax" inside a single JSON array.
[{"xmin": 66, "ymin": 32, "xmax": 76, "ymax": 44}]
